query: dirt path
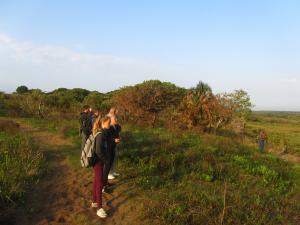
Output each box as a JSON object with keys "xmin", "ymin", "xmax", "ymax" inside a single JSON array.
[{"xmin": 9, "ymin": 121, "xmax": 142, "ymax": 225}]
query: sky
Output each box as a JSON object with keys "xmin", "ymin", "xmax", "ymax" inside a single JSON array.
[{"xmin": 0, "ymin": 0, "xmax": 300, "ymax": 111}]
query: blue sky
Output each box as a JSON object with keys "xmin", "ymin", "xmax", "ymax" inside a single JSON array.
[{"xmin": 0, "ymin": 0, "xmax": 300, "ymax": 110}]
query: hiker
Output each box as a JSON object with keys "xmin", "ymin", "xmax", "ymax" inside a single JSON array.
[
  {"xmin": 108, "ymin": 115, "xmax": 121, "ymax": 180},
  {"xmin": 79, "ymin": 105, "xmax": 93, "ymax": 150},
  {"xmin": 257, "ymin": 129, "xmax": 268, "ymax": 153},
  {"xmin": 91, "ymin": 116, "xmax": 111, "ymax": 218},
  {"xmin": 102, "ymin": 125, "xmax": 115, "ymax": 192}
]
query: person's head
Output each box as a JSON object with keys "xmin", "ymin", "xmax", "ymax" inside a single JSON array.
[
  {"xmin": 110, "ymin": 115, "xmax": 118, "ymax": 125},
  {"xmin": 101, "ymin": 116, "xmax": 111, "ymax": 130},
  {"xmin": 108, "ymin": 107, "xmax": 118, "ymax": 116},
  {"xmin": 89, "ymin": 107, "xmax": 93, "ymax": 113},
  {"xmin": 93, "ymin": 116, "xmax": 111, "ymax": 135},
  {"xmin": 82, "ymin": 105, "xmax": 89, "ymax": 113},
  {"xmin": 94, "ymin": 108, "xmax": 101, "ymax": 117}
]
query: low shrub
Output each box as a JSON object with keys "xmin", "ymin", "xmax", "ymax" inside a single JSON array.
[{"xmin": 0, "ymin": 131, "xmax": 43, "ymax": 206}]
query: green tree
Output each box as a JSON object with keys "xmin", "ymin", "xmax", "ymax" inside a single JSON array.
[
  {"xmin": 113, "ymin": 80, "xmax": 185, "ymax": 127},
  {"xmin": 16, "ymin": 85, "xmax": 29, "ymax": 94},
  {"xmin": 193, "ymin": 81, "xmax": 212, "ymax": 95},
  {"xmin": 83, "ymin": 91, "xmax": 106, "ymax": 109},
  {"xmin": 69, "ymin": 88, "xmax": 90, "ymax": 102},
  {"xmin": 225, "ymin": 89, "xmax": 253, "ymax": 120}
]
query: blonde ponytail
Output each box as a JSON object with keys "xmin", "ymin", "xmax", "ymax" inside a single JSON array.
[{"xmin": 92, "ymin": 116, "xmax": 102, "ymax": 136}]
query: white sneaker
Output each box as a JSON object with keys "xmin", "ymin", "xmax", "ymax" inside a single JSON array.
[
  {"xmin": 108, "ymin": 174, "xmax": 115, "ymax": 180},
  {"xmin": 112, "ymin": 172, "xmax": 120, "ymax": 177},
  {"xmin": 91, "ymin": 202, "xmax": 98, "ymax": 208},
  {"xmin": 97, "ymin": 208, "xmax": 107, "ymax": 218}
]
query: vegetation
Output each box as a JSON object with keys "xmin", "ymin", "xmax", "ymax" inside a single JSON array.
[
  {"xmin": 247, "ymin": 112, "xmax": 300, "ymax": 155},
  {"xmin": 1, "ymin": 80, "xmax": 252, "ymax": 134},
  {"xmin": 17, "ymin": 116, "xmax": 299, "ymax": 225},
  {"xmin": 116, "ymin": 125, "xmax": 300, "ymax": 225},
  {"xmin": 0, "ymin": 81, "xmax": 300, "ymax": 224},
  {"xmin": 113, "ymin": 80, "xmax": 186, "ymax": 127},
  {"xmin": 0, "ymin": 120, "xmax": 43, "ymax": 206}
]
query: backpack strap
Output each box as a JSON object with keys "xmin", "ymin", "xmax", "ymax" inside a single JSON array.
[{"xmin": 93, "ymin": 131, "xmax": 102, "ymax": 138}]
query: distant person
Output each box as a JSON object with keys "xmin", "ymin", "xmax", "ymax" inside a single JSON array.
[
  {"xmin": 257, "ymin": 129, "xmax": 268, "ymax": 153},
  {"xmin": 91, "ymin": 116, "xmax": 111, "ymax": 218},
  {"xmin": 108, "ymin": 115, "xmax": 121, "ymax": 180},
  {"xmin": 79, "ymin": 105, "xmax": 93, "ymax": 150}
]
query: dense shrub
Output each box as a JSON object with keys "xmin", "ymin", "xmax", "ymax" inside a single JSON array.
[
  {"xmin": 113, "ymin": 80, "xmax": 186, "ymax": 127},
  {"xmin": 0, "ymin": 131, "xmax": 43, "ymax": 205}
]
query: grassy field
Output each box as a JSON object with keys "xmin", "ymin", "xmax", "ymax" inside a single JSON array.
[
  {"xmin": 2, "ymin": 114, "xmax": 300, "ymax": 225},
  {"xmin": 7, "ymin": 116, "xmax": 300, "ymax": 225},
  {"xmin": 247, "ymin": 112, "xmax": 300, "ymax": 156},
  {"xmin": 118, "ymin": 126, "xmax": 300, "ymax": 225}
]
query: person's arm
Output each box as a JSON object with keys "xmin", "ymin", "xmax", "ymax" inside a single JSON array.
[{"xmin": 95, "ymin": 134, "xmax": 105, "ymax": 161}]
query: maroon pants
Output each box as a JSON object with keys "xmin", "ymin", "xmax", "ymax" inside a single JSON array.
[{"xmin": 93, "ymin": 161, "xmax": 104, "ymax": 209}]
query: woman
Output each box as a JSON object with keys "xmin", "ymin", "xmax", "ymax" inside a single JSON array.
[
  {"xmin": 91, "ymin": 116, "xmax": 111, "ymax": 218},
  {"xmin": 108, "ymin": 115, "xmax": 121, "ymax": 180}
]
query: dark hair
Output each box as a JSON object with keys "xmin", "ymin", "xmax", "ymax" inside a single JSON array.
[{"xmin": 83, "ymin": 105, "xmax": 90, "ymax": 110}]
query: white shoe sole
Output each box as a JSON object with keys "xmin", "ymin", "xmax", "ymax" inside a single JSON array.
[{"xmin": 97, "ymin": 209, "xmax": 107, "ymax": 218}]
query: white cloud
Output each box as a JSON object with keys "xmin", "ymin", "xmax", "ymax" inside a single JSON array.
[
  {"xmin": 0, "ymin": 33, "xmax": 163, "ymax": 92},
  {"xmin": 280, "ymin": 77, "xmax": 299, "ymax": 84},
  {"xmin": 0, "ymin": 33, "xmax": 300, "ymax": 111}
]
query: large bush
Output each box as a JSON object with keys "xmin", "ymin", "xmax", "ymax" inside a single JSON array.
[
  {"xmin": 113, "ymin": 80, "xmax": 186, "ymax": 126},
  {"xmin": 175, "ymin": 83, "xmax": 252, "ymax": 133}
]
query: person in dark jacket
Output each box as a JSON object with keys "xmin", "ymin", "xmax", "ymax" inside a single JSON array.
[
  {"xmin": 108, "ymin": 115, "xmax": 121, "ymax": 179},
  {"xmin": 79, "ymin": 105, "xmax": 93, "ymax": 151},
  {"xmin": 102, "ymin": 124, "xmax": 115, "ymax": 192},
  {"xmin": 91, "ymin": 115, "xmax": 111, "ymax": 218}
]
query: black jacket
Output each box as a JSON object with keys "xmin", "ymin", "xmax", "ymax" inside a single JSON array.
[
  {"xmin": 109, "ymin": 124, "xmax": 122, "ymax": 149},
  {"xmin": 79, "ymin": 112, "xmax": 92, "ymax": 136},
  {"xmin": 94, "ymin": 129, "xmax": 110, "ymax": 162}
]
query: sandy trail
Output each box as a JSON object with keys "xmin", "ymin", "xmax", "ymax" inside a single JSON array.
[{"xmin": 9, "ymin": 121, "xmax": 142, "ymax": 225}]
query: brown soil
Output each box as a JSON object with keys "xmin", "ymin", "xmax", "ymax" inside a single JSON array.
[
  {"xmin": 5, "ymin": 121, "xmax": 143, "ymax": 225},
  {"xmin": 0, "ymin": 119, "xmax": 20, "ymax": 132}
]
